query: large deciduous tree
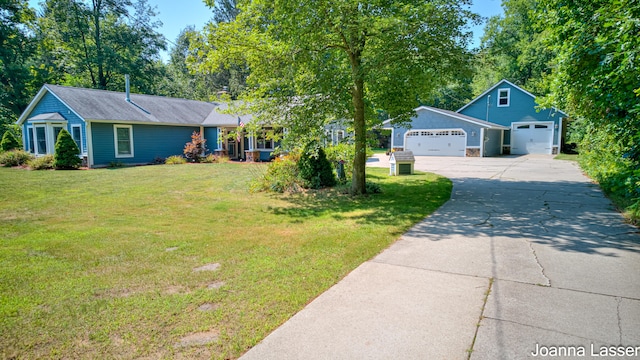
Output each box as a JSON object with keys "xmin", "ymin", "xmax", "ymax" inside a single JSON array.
[
  {"xmin": 196, "ymin": 0, "xmax": 477, "ymax": 194},
  {"xmin": 37, "ymin": 0, "xmax": 165, "ymax": 92},
  {"xmin": 0, "ymin": 0, "xmax": 35, "ymax": 137},
  {"xmin": 472, "ymin": 0, "xmax": 552, "ymax": 95},
  {"xmin": 162, "ymin": 26, "xmax": 246, "ymax": 100},
  {"xmin": 537, "ymin": 0, "xmax": 639, "ymax": 217}
]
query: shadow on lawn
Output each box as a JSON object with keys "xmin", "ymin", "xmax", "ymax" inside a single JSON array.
[
  {"xmin": 266, "ymin": 174, "xmax": 452, "ymax": 231},
  {"xmin": 269, "ymin": 173, "xmax": 640, "ymax": 257}
]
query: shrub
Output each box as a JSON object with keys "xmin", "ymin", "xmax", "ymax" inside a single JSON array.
[
  {"xmin": 298, "ymin": 143, "xmax": 336, "ymax": 189},
  {"xmin": 53, "ymin": 129, "xmax": 81, "ymax": 169},
  {"xmin": 165, "ymin": 155, "xmax": 186, "ymax": 165},
  {"xmin": 578, "ymin": 125, "xmax": 639, "ymax": 224},
  {"xmin": 365, "ymin": 182, "xmax": 382, "ymax": 194},
  {"xmin": 325, "ymin": 144, "xmax": 374, "ymax": 184},
  {"xmin": 251, "ymin": 155, "xmax": 303, "ymax": 193},
  {"xmin": 108, "ymin": 161, "xmax": 125, "ymax": 168},
  {"xmin": 0, "ymin": 150, "xmax": 33, "ymax": 167},
  {"xmin": 1, "ymin": 131, "xmax": 20, "ymax": 152},
  {"xmin": 153, "ymin": 156, "xmax": 166, "ymax": 164},
  {"xmin": 28, "ymin": 155, "xmax": 54, "ymax": 170},
  {"xmin": 184, "ymin": 131, "xmax": 207, "ymax": 162},
  {"xmin": 201, "ymin": 153, "xmax": 217, "ymax": 163}
]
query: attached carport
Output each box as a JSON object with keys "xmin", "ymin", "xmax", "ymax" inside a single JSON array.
[{"xmin": 383, "ymin": 106, "xmax": 509, "ymax": 157}]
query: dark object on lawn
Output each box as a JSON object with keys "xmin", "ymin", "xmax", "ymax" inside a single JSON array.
[{"xmin": 562, "ymin": 143, "xmax": 579, "ymax": 154}]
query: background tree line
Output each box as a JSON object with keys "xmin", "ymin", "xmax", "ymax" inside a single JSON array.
[
  {"xmin": 0, "ymin": 0, "xmax": 245, "ymax": 139},
  {"xmin": 1, "ymin": 0, "xmax": 637, "ymax": 217}
]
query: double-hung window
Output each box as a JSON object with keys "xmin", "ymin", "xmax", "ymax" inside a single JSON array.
[
  {"xmin": 27, "ymin": 127, "xmax": 35, "ymax": 153},
  {"xmin": 497, "ymin": 88, "xmax": 510, "ymax": 107},
  {"xmin": 256, "ymin": 134, "xmax": 273, "ymax": 150},
  {"xmin": 35, "ymin": 126, "xmax": 47, "ymax": 154},
  {"xmin": 71, "ymin": 125, "xmax": 83, "ymax": 151},
  {"xmin": 114, "ymin": 125, "xmax": 134, "ymax": 158}
]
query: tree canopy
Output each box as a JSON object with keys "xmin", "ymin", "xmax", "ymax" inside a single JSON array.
[
  {"xmin": 472, "ymin": 0, "xmax": 552, "ymax": 95},
  {"xmin": 36, "ymin": 0, "xmax": 166, "ymax": 92},
  {"xmin": 536, "ymin": 0, "xmax": 639, "ymax": 217},
  {"xmin": 0, "ymin": 0, "xmax": 35, "ymax": 136},
  {"xmin": 195, "ymin": 0, "xmax": 478, "ymax": 194}
]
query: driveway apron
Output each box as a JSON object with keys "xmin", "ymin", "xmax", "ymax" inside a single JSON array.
[{"xmin": 241, "ymin": 155, "xmax": 640, "ymax": 359}]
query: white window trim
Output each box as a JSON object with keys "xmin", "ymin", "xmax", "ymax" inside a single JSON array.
[
  {"xmin": 256, "ymin": 135, "xmax": 274, "ymax": 150},
  {"xmin": 26, "ymin": 126, "xmax": 34, "ymax": 153},
  {"xmin": 34, "ymin": 124, "xmax": 48, "ymax": 156},
  {"xmin": 256, "ymin": 127, "xmax": 282, "ymax": 150},
  {"xmin": 31, "ymin": 122, "xmax": 68, "ymax": 156},
  {"xmin": 497, "ymin": 88, "xmax": 510, "ymax": 107},
  {"xmin": 71, "ymin": 124, "xmax": 83, "ymax": 153},
  {"xmin": 113, "ymin": 124, "xmax": 134, "ymax": 158},
  {"xmin": 336, "ymin": 130, "xmax": 345, "ymax": 144},
  {"xmin": 51, "ymin": 125, "xmax": 64, "ymax": 149}
]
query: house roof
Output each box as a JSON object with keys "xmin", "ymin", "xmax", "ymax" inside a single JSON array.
[
  {"xmin": 201, "ymin": 101, "xmax": 252, "ymax": 127},
  {"xmin": 382, "ymin": 105, "xmax": 509, "ymax": 130},
  {"xmin": 27, "ymin": 112, "xmax": 65, "ymax": 121},
  {"xmin": 456, "ymin": 79, "xmax": 568, "ymax": 117},
  {"xmin": 17, "ymin": 84, "xmax": 247, "ymax": 127}
]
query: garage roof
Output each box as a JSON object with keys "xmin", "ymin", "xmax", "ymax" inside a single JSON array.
[{"xmin": 382, "ymin": 106, "xmax": 509, "ymax": 130}]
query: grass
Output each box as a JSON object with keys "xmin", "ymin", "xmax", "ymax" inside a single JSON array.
[
  {"xmin": 370, "ymin": 148, "xmax": 389, "ymax": 154},
  {"xmin": 554, "ymin": 153, "xmax": 579, "ymax": 161},
  {"xmin": 0, "ymin": 163, "xmax": 451, "ymax": 359}
]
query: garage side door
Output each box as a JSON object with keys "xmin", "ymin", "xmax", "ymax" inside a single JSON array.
[
  {"xmin": 511, "ymin": 122, "xmax": 553, "ymax": 155},
  {"xmin": 405, "ymin": 129, "xmax": 466, "ymax": 156}
]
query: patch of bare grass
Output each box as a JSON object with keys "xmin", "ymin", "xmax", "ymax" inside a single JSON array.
[{"xmin": 0, "ymin": 164, "xmax": 451, "ymax": 359}]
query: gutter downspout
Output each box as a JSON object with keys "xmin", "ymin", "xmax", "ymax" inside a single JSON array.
[{"xmin": 486, "ymin": 95, "xmax": 491, "ymax": 121}]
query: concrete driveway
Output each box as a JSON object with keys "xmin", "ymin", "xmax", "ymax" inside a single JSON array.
[{"xmin": 241, "ymin": 155, "xmax": 640, "ymax": 359}]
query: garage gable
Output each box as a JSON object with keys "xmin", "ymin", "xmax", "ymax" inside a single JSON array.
[{"xmin": 384, "ymin": 106, "xmax": 508, "ymax": 151}]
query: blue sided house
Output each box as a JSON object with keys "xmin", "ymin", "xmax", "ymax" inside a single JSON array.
[
  {"xmin": 384, "ymin": 79, "xmax": 568, "ymax": 157},
  {"xmin": 16, "ymin": 84, "xmax": 278, "ymax": 167}
]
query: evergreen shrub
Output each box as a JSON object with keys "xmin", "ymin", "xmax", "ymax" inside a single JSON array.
[
  {"xmin": 53, "ymin": 129, "xmax": 81, "ymax": 169},
  {"xmin": 1, "ymin": 131, "xmax": 20, "ymax": 152},
  {"xmin": 298, "ymin": 143, "xmax": 336, "ymax": 189}
]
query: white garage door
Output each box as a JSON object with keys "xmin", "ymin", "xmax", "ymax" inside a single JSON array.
[
  {"xmin": 511, "ymin": 122, "xmax": 553, "ymax": 155},
  {"xmin": 404, "ymin": 129, "xmax": 466, "ymax": 156}
]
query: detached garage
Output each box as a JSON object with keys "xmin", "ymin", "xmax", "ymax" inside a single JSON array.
[{"xmin": 383, "ymin": 106, "xmax": 509, "ymax": 157}]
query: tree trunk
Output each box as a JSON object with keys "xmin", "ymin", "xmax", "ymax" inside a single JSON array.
[
  {"xmin": 350, "ymin": 52, "xmax": 366, "ymax": 195},
  {"xmin": 93, "ymin": 0, "xmax": 106, "ymax": 89}
]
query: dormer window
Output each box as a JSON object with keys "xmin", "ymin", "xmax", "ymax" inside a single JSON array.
[{"xmin": 497, "ymin": 88, "xmax": 510, "ymax": 107}]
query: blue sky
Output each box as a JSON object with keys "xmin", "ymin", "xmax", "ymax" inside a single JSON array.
[{"xmin": 29, "ymin": 0, "xmax": 504, "ymax": 62}]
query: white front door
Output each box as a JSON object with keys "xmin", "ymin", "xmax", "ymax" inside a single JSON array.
[
  {"xmin": 511, "ymin": 122, "xmax": 553, "ymax": 155},
  {"xmin": 404, "ymin": 129, "xmax": 466, "ymax": 156}
]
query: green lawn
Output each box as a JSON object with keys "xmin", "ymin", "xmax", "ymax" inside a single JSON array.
[
  {"xmin": 0, "ymin": 164, "xmax": 451, "ymax": 359},
  {"xmin": 554, "ymin": 153, "xmax": 579, "ymax": 161}
]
